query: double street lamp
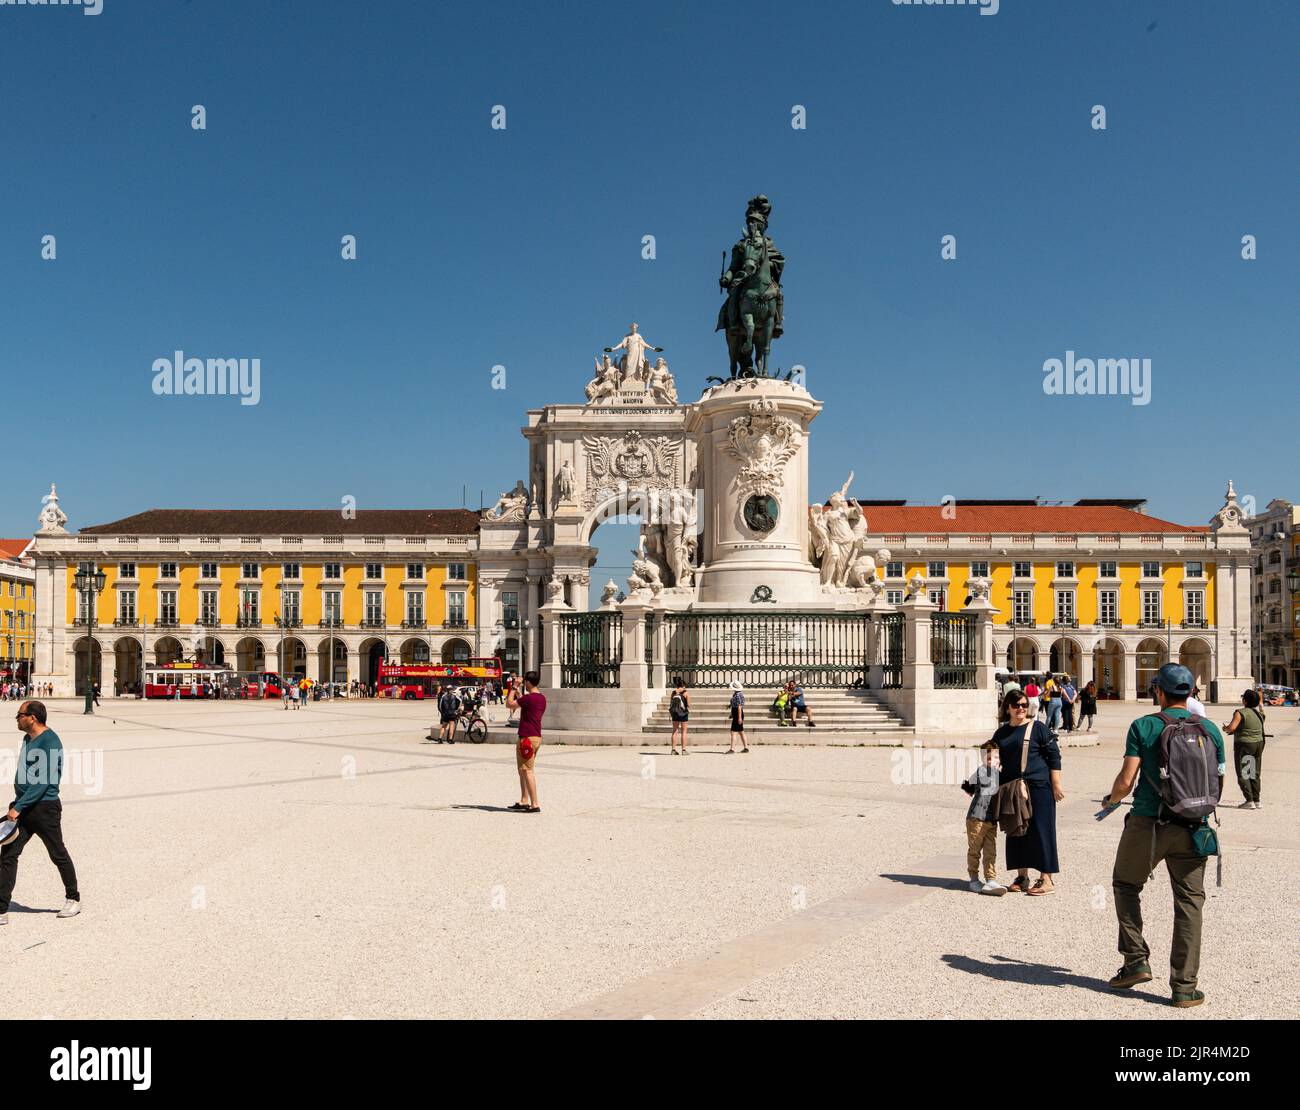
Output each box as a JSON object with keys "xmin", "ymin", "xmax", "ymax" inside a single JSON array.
[{"xmin": 73, "ymin": 564, "xmax": 107, "ymax": 715}]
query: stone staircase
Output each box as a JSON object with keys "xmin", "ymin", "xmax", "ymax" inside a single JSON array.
[{"xmin": 643, "ymin": 686, "xmax": 911, "ymax": 737}]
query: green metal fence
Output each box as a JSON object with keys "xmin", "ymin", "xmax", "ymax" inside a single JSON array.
[
  {"xmin": 878, "ymin": 612, "xmax": 904, "ymax": 689},
  {"xmin": 560, "ymin": 612, "xmax": 623, "ymax": 688},
  {"xmin": 662, "ymin": 611, "xmax": 871, "ymax": 688},
  {"xmin": 932, "ymin": 611, "xmax": 977, "ymax": 689}
]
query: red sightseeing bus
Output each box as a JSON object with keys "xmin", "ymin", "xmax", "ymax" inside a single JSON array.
[
  {"xmin": 378, "ymin": 658, "xmax": 502, "ymax": 700},
  {"xmin": 144, "ymin": 662, "xmax": 236, "ymax": 699}
]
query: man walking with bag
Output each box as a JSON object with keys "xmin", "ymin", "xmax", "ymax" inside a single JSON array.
[
  {"xmin": 0, "ymin": 701, "xmax": 81, "ymax": 926},
  {"xmin": 1100, "ymin": 664, "xmax": 1224, "ymax": 1007}
]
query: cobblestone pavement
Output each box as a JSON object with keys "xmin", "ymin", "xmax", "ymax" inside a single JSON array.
[{"xmin": 1, "ymin": 698, "xmax": 1292, "ymax": 1019}]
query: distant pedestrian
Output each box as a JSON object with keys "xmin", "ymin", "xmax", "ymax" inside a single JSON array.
[
  {"xmin": 1079, "ymin": 680, "xmax": 1098, "ymax": 733},
  {"xmin": 669, "ymin": 676, "xmax": 690, "ymax": 755},
  {"xmin": 1185, "ymin": 685, "xmax": 1206, "ymax": 717},
  {"xmin": 1224, "ymin": 689, "xmax": 1265, "ymax": 809},
  {"xmin": 289, "ymin": 683, "xmax": 300, "ymax": 710},
  {"xmin": 1023, "ymin": 678, "xmax": 1041, "ymax": 719},
  {"xmin": 435, "ymin": 684, "xmax": 460, "ymax": 744},
  {"xmin": 962, "ymin": 740, "xmax": 1006, "ymax": 896},
  {"xmin": 1101, "ymin": 663, "xmax": 1224, "ymax": 1007},
  {"xmin": 1060, "ymin": 675, "xmax": 1076, "ymax": 732},
  {"xmin": 1042, "ymin": 674, "xmax": 1062, "ymax": 732},
  {"xmin": 506, "ymin": 671, "xmax": 545, "ymax": 813},
  {"xmin": 992, "ymin": 689, "xmax": 1063, "ymax": 895},
  {"xmin": 726, "ymin": 680, "xmax": 748, "ymax": 754},
  {"xmin": 788, "ymin": 681, "xmax": 815, "ymax": 728},
  {"xmin": 0, "ymin": 701, "xmax": 81, "ymax": 926}
]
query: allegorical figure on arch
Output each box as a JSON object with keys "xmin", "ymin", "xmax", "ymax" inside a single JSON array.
[{"xmin": 716, "ymin": 194, "xmax": 785, "ymax": 377}]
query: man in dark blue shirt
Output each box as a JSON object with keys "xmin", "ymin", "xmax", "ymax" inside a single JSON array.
[{"xmin": 0, "ymin": 701, "xmax": 81, "ymax": 926}]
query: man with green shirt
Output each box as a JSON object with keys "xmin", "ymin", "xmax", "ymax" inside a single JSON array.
[
  {"xmin": 1100, "ymin": 664, "xmax": 1224, "ymax": 1007},
  {"xmin": 0, "ymin": 701, "xmax": 81, "ymax": 926}
]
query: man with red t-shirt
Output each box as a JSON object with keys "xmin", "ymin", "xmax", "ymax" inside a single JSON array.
[{"xmin": 506, "ymin": 671, "xmax": 546, "ymax": 813}]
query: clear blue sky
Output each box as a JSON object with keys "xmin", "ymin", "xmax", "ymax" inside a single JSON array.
[{"xmin": 2, "ymin": 0, "xmax": 1297, "ymax": 565}]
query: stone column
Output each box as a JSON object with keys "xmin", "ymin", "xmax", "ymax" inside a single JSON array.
[
  {"xmin": 537, "ymin": 597, "xmax": 570, "ymax": 690},
  {"xmin": 568, "ymin": 573, "xmax": 590, "ymax": 615},
  {"xmin": 618, "ymin": 598, "xmax": 651, "ymax": 691},
  {"xmin": 650, "ymin": 600, "xmax": 668, "ymax": 690},
  {"xmin": 1077, "ymin": 647, "xmax": 1095, "ymax": 689},
  {"xmin": 1122, "ymin": 648, "xmax": 1139, "ymax": 702},
  {"xmin": 901, "ymin": 591, "xmax": 938, "ymax": 693},
  {"xmin": 862, "ymin": 589, "xmax": 895, "ymax": 688}
]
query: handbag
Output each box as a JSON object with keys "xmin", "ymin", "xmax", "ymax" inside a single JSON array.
[{"xmin": 994, "ymin": 723, "xmax": 1034, "ymax": 836}]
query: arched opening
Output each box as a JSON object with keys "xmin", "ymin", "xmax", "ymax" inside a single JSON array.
[
  {"xmin": 359, "ymin": 638, "xmax": 388, "ymax": 689},
  {"xmin": 317, "ymin": 639, "xmax": 347, "ymax": 684},
  {"xmin": 1178, "ymin": 638, "xmax": 1213, "ymax": 692},
  {"xmin": 236, "ymin": 637, "xmax": 266, "ymax": 675},
  {"xmin": 114, "ymin": 638, "xmax": 143, "ymax": 696},
  {"xmin": 153, "ymin": 636, "xmax": 184, "ymax": 666},
  {"xmin": 194, "ymin": 636, "xmax": 226, "ymax": 667},
  {"xmin": 584, "ymin": 497, "xmax": 643, "ymax": 611},
  {"xmin": 1093, "ymin": 641, "xmax": 1124, "ymax": 699},
  {"xmin": 73, "ymin": 637, "xmax": 103, "ymax": 697},
  {"xmin": 277, "ymin": 637, "xmax": 308, "ymax": 679},
  {"xmin": 441, "ymin": 638, "xmax": 472, "ymax": 664},
  {"xmin": 1004, "ymin": 637, "xmax": 1038, "ymax": 672},
  {"xmin": 1049, "ymin": 638, "xmax": 1082, "ymax": 681},
  {"xmin": 400, "ymin": 638, "xmax": 430, "ymax": 664},
  {"xmin": 1135, "ymin": 638, "xmax": 1168, "ymax": 697}
]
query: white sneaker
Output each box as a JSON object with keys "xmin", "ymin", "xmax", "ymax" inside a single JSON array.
[
  {"xmin": 980, "ymin": 881, "xmax": 1008, "ymax": 896},
  {"xmin": 0, "ymin": 913, "xmax": 8, "ymax": 926},
  {"xmin": 1238, "ymin": 801, "xmax": 1255, "ymax": 809},
  {"xmin": 1252, "ymin": 801, "xmax": 1262, "ymax": 809},
  {"xmin": 967, "ymin": 878, "xmax": 983, "ymax": 892},
  {"xmin": 56, "ymin": 900, "xmax": 80, "ymax": 919}
]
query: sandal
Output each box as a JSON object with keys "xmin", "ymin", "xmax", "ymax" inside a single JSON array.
[
  {"xmin": 524, "ymin": 806, "xmax": 541, "ymax": 813},
  {"xmin": 1027, "ymin": 878, "xmax": 1056, "ymax": 896},
  {"xmin": 507, "ymin": 803, "xmax": 528, "ymax": 811}
]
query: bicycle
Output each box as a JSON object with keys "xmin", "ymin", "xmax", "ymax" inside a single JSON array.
[{"xmin": 457, "ymin": 704, "xmax": 488, "ymax": 743}]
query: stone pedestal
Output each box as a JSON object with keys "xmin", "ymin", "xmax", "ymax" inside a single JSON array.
[{"xmin": 688, "ymin": 379, "xmax": 824, "ymax": 607}]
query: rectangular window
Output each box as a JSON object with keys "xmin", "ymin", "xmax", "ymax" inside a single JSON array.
[
  {"xmin": 241, "ymin": 563, "xmax": 259, "ymax": 580},
  {"xmin": 886, "ymin": 589, "xmax": 904, "ymax": 605},
  {"xmin": 323, "ymin": 563, "xmax": 342, "ymax": 580},
  {"xmin": 502, "ymin": 591, "xmax": 519, "ymax": 626},
  {"xmin": 448, "ymin": 562, "xmax": 467, "ymax": 581},
  {"xmin": 365, "ymin": 562, "xmax": 383, "ymax": 580},
  {"xmin": 200, "ymin": 590, "xmax": 219, "ymax": 625},
  {"xmin": 160, "ymin": 563, "xmax": 178, "ymax": 579},
  {"xmin": 365, "ymin": 591, "xmax": 384, "ymax": 625},
  {"xmin": 406, "ymin": 563, "xmax": 424, "ymax": 580},
  {"xmin": 1186, "ymin": 590, "xmax": 1205, "ymax": 625},
  {"xmin": 118, "ymin": 562, "xmax": 136, "ymax": 578},
  {"xmin": 1098, "ymin": 589, "xmax": 1118, "ymax": 626},
  {"xmin": 1055, "ymin": 561, "xmax": 1074, "ymax": 579},
  {"xmin": 928, "ymin": 588, "xmax": 946, "ymax": 609},
  {"xmin": 1185, "ymin": 562, "xmax": 1204, "ymax": 578},
  {"xmin": 927, "ymin": 561, "xmax": 946, "ymax": 579},
  {"xmin": 406, "ymin": 592, "xmax": 424, "ymax": 625},
  {"xmin": 282, "ymin": 563, "xmax": 301, "ymax": 579},
  {"xmin": 18, "ymin": 613, "xmax": 25, "ymax": 630},
  {"xmin": 240, "ymin": 590, "xmax": 259, "ymax": 623},
  {"xmin": 322, "ymin": 591, "xmax": 342, "ymax": 623},
  {"xmin": 969, "ymin": 561, "xmax": 989, "ymax": 578},
  {"xmin": 448, "ymin": 591, "xmax": 466, "ymax": 624},
  {"xmin": 201, "ymin": 562, "xmax": 219, "ymax": 579},
  {"xmin": 160, "ymin": 590, "xmax": 178, "ymax": 623},
  {"xmin": 119, "ymin": 590, "xmax": 137, "ymax": 622},
  {"xmin": 1013, "ymin": 561, "xmax": 1032, "ymax": 579},
  {"xmin": 1142, "ymin": 561, "xmax": 1161, "ymax": 579},
  {"xmin": 886, "ymin": 561, "xmax": 904, "ymax": 579},
  {"xmin": 1142, "ymin": 590, "xmax": 1162, "ymax": 625},
  {"xmin": 1012, "ymin": 590, "xmax": 1032, "ymax": 625},
  {"xmin": 18, "ymin": 584, "xmax": 25, "ymax": 599},
  {"xmin": 1099, "ymin": 561, "xmax": 1117, "ymax": 578},
  {"xmin": 282, "ymin": 590, "xmax": 301, "ymax": 624},
  {"xmin": 1055, "ymin": 590, "xmax": 1075, "ymax": 623}
]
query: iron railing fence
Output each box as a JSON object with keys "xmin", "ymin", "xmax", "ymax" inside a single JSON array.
[
  {"xmin": 559, "ymin": 611, "xmax": 623, "ymax": 688},
  {"xmin": 932, "ymin": 611, "xmax": 977, "ymax": 689}
]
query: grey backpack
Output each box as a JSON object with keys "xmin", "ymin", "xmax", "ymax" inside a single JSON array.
[{"xmin": 1147, "ymin": 712, "xmax": 1222, "ymax": 822}]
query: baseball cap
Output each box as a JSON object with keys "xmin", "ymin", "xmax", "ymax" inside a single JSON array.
[{"xmin": 1155, "ymin": 663, "xmax": 1194, "ymax": 696}]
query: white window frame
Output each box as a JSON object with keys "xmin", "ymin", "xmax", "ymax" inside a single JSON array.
[
  {"xmin": 406, "ymin": 591, "xmax": 425, "ymax": 625},
  {"xmin": 1012, "ymin": 589, "xmax": 1033, "ymax": 625},
  {"xmin": 1098, "ymin": 589, "xmax": 1118, "ymax": 626},
  {"xmin": 969, "ymin": 561, "xmax": 989, "ymax": 578}
]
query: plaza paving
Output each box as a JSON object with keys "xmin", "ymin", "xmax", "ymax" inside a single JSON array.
[{"xmin": 0, "ymin": 697, "xmax": 1294, "ymax": 1020}]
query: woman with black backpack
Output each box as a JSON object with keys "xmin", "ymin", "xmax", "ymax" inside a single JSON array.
[
  {"xmin": 669, "ymin": 676, "xmax": 690, "ymax": 755},
  {"xmin": 1225, "ymin": 689, "xmax": 1266, "ymax": 809}
]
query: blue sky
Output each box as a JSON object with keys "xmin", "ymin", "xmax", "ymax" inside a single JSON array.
[{"xmin": 2, "ymin": 0, "xmax": 1297, "ymax": 576}]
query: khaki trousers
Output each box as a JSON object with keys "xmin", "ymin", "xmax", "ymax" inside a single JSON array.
[
  {"xmin": 965, "ymin": 817, "xmax": 997, "ymax": 881},
  {"xmin": 1112, "ymin": 813, "xmax": 1206, "ymax": 993}
]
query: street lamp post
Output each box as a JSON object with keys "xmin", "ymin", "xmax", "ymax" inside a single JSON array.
[
  {"xmin": 73, "ymin": 565, "xmax": 107, "ymax": 715},
  {"xmin": 522, "ymin": 617, "xmax": 530, "ymax": 678}
]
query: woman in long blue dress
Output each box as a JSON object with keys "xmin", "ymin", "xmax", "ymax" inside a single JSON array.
[{"xmin": 992, "ymin": 690, "xmax": 1065, "ymax": 895}]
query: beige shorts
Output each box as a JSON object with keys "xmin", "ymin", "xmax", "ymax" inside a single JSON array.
[{"xmin": 516, "ymin": 736, "xmax": 541, "ymax": 770}]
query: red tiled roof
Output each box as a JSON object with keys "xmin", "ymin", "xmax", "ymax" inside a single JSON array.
[
  {"xmin": 0, "ymin": 539, "xmax": 32, "ymax": 560},
  {"xmin": 859, "ymin": 505, "xmax": 1206, "ymax": 535},
  {"xmin": 77, "ymin": 509, "xmax": 480, "ymax": 536}
]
